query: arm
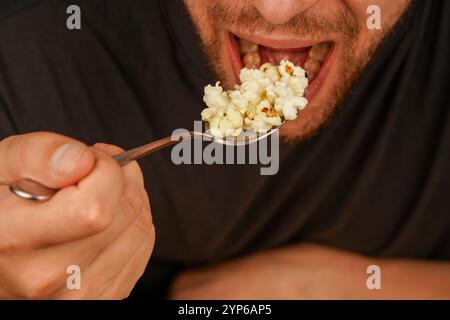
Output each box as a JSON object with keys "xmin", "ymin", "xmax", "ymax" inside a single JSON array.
[{"xmin": 169, "ymin": 244, "xmax": 450, "ymax": 299}]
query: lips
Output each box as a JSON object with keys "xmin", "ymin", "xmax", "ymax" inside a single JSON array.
[{"xmin": 228, "ymin": 32, "xmax": 335, "ymax": 101}]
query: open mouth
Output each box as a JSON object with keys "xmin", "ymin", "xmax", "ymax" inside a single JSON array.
[{"xmin": 228, "ymin": 32, "xmax": 336, "ymax": 101}]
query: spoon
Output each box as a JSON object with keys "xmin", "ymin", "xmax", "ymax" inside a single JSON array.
[{"xmin": 9, "ymin": 123, "xmax": 284, "ymax": 201}]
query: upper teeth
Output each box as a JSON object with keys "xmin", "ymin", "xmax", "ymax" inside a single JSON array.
[
  {"xmin": 305, "ymin": 42, "xmax": 331, "ymax": 80},
  {"xmin": 308, "ymin": 42, "xmax": 331, "ymax": 61},
  {"xmin": 242, "ymin": 52, "xmax": 261, "ymax": 68},
  {"xmin": 238, "ymin": 39, "xmax": 260, "ymax": 69},
  {"xmin": 238, "ymin": 39, "xmax": 258, "ymax": 54},
  {"xmin": 304, "ymin": 58, "xmax": 321, "ymax": 80},
  {"xmin": 238, "ymin": 39, "xmax": 331, "ymax": 81}
]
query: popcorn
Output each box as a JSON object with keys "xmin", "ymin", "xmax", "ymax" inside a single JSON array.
[
  {"xmin": 261, "ymin": 63, "xmax": 281, "ymax": 82},
  {"xmin": 279, "ymin": 60, "xmax": 305, "ymax": 78},
  {"xmin": 203, "ymin": 82, "xmax": 229, "ymax": 109},
  {"xmin": 280, "ymin": 96, "xmax": 308, "ymax": 120},
  {"xmin": 240, "ymin": 81, "xmax": 264, "ymax": 105},
  {"xmin": 286, "ymin": 76, "xmax": 309, "ymax": 96},
  {"xmin": 228, "ymin": 89, "xmax": 249, "ymax": 114},
  {"xmin": 239, "ymin": 68, "xmax": 271, "ymax": 88},
  {"xmin": 201, "ymin": 60, "xmax": 309, "ymax": 138},
  {"xmin": 269, "ymin": 82, "xmax": 308, "ymax": 120},
  {"xmin": 245, "ymin": 99, "xmax": 283, "ymax": 132},
  {"xmin": 202, "ymin": 104, "xmax": 244, "ymax": 138}
]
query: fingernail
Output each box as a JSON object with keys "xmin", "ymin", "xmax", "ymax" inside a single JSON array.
[{"xmin": 51, "ymin": 143, "xmax": 86, "ymax": 175}]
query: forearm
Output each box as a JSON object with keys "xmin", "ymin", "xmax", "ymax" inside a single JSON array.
[
  {"xmin": 170, "ymin": 244, "xmax": 450, "ymax": 299},
  {"xmin": 283, "ymin": 245, "xmax": 450, "ymax": 299},
  {"xmin": 276, "ymin": 246, "xmax": 450, "ymax": 299},
  {"xmin": 351, "ymin": 258, "xmax": 450, "ymax": 299}
]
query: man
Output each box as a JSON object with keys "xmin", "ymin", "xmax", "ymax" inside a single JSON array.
[{"xmin": 0, "ymin": 0, "xmax": 448, "ymax": 299}]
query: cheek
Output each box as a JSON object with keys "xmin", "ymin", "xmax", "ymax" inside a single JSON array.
[
  {"xmin": 184, "ymin": 0, "xmax": 213, "ymax": 40},
  {"xmin": 220, "ymin": 36, "xmax": 241, "ymax": 89},
  {"xmin": 345, "ymin": 0, "xmax": 405, "ymax": 35},
  {"xmin": 343, "ymin": 0, "xmax": 392, "ymax": 40},
  {"xmin": 345, "ymin": 0, "xmax": 378, "ymax": 20}
]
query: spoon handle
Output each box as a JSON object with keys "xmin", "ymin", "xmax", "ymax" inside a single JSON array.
[
  {"xmin": 112, "ymin": 135, "xmax": 180, "ymax": 166},
  {"xmin": 9, "ymin": 132, "xmax": 199, "ymax": 201}
]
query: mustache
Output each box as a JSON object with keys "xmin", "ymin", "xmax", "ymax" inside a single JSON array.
[{"xmin": 208, "ymin": 3, "xmax": 359, "ymax": 40}]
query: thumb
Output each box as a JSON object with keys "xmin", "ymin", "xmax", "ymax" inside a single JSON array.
[{"xmin": 0, "ymin": 132, "xmax": 95, "ymax": 189}]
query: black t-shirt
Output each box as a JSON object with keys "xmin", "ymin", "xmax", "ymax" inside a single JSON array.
[{"xmin": 0, "ymin": 0, "xmax": 449, "ymax": 298}]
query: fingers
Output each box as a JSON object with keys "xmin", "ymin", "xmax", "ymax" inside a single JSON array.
[
  {"xmin": 100, "ymin": 232, "xmax": 154, "ymax": 299},
  {"xmin": 64, "ymin": 212, "xmax": 154, "ymax": 299},
  {"xmin": 0, "ymin": 140, "xmax": 147, "ymax": 251},
  {"xmin": 0, "ymin": 186, "xmax": 139, "ymax": 298},
  {"xmin": 0, "ymin": 147, "xmax": 124, "ymax": 250},
  {"xmin": 93, "ymin": 143, "xmax": 145, "ymax": 188},
  {"xmin": 38, "ymin": 185, "xmax": 153, "ymax": 299},
  {"xmin": 0, "ymin": 132, "xmax": 95, "ymax": 189}
]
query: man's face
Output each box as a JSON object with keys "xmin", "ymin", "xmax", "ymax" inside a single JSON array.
[{"xmin": 184, "ymin": 0, "xmax": 410, "ymax": 139}]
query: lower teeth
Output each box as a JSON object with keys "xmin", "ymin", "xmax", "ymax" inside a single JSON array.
[
  {"xmin": 308, "ymin": 42, "xmax": 331, "ymax": 61},
  {"xmin": 304, "ymin": 58, "xmax": 321, "ymax": 81},
  {"xmin": 238, "ymin": 39, "xmax": 258, "ymax": 54},
  {"xmin": 242, "ymin": 51, "xmax": 261, "ymax": 68}
]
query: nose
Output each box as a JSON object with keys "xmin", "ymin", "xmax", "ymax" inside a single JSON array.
[{"xmin": 252, "ymin": 0, "xmax": 320, "ymax": 25}]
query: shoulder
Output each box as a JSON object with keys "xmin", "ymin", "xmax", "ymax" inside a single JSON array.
[
  {"xmin": 0, "ymin": 0, "xmax": 130, "ymax": 136},
  {"xmin": 0, "ymin": 0, "xmax": 164, "ymax": 139},
  {"xmin": 0, "ymin": 0, "xmax": 44, "ymax": 24}
]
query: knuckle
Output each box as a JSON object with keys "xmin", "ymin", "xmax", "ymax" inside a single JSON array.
[
  {"xmin": 0, "ymin": 238, "xmax": 17, "ymax": 255},
  {"xmin": 0, "ymin": 232, "xmax": 27, "ymax": 255},
  {"xmin": 16, "ymin": 264, "xmax": 61, "ymax": 299},
  {"xmin": 123, "ymin": 186, "xmax": 153, "ymax": 234},
  {"xmin": 132, "ymin": 189, "xmax": 153, "ymax": 234},
  {"xmin": 134, "ymin": 209, "xmax": 153, "ymax": 235},
  {"xmin": 123, "ymin": 187, "xmax": 144, "ymax": 213},
  {"xmin": 75, "ymin": 200, "xmax": 113, "ymax": 233}
]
